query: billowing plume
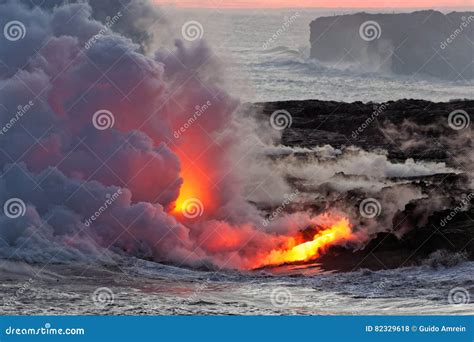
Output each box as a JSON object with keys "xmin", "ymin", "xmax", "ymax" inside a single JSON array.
[
  {"xmin": 1, "ymin": 0, "xmax": 465, "ymax": 270},
  {"xmin": 0, "ymin": 0, "xmax": 236, "ymax": 266}
]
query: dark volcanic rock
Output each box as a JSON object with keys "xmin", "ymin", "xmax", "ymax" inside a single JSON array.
[
  {"xmin": 245, "ymin": 98, "xmax": 473, "ymax": 270},
  {"xmin": 309, "ymin": 11, "xmax": 474, "ymax": 80},
  {"xmin": 316, "ymin": 224, "xmax": 472, "ymax": 272},
  {"xmin": 249, "ymin": 98, "xmax": 474, "ymax": 163},
  {"xmin": 319, "ymin": 204, "xmax": 474, "ymax": 271}
]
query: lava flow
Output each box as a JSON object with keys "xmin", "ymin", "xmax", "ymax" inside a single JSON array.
[
  {"xmin": 258, "ymin": 216, "xmax": 354, "ymax": 267},
  {"xmin": 171, "ymin": 150, "xmax": 214, "ymax": 219},
  {"xmin": 171, "ymin": 149, "xmax": 356, "ymax": 269}
]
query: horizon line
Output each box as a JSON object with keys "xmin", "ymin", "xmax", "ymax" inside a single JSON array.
[
  {"xmin": 157, "ymin": 5, "xmax": 474, "ymax": 10},
  {"xmin": 152, "ymin": 1, "xmax": 474, "ymax": 10}
]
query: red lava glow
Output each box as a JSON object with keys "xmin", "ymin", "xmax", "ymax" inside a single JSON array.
[
  {"xmin": 172, "ymin": 149, "xmax": 356, "ymax": 268},
  {"xmin": 171, "ymin": 151, "xmax": 214, "ymax": 219},
  {"xmin": 257, "ymin": 215, "xmax": 354, "ymax": 268}
]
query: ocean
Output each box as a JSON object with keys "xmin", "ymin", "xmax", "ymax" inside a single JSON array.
[
  {"xmin": 165, "ymin": 8, "xmax": 474, "ymax": 103},
  {"xmin": 1, "ymin": 6, "xmax": 472, "ymax": 316},
  {"xmin": 1, "ymin": 258, "xmax": 472, "ymax": 315}
]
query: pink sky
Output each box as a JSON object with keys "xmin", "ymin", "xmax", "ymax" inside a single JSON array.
[{"xmin": 153, "ymin": 0, "xmax": 473, "ymax": 8}]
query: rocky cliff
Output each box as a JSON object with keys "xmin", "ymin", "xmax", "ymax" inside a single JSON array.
[{"xmin": 310, "ymin": 11, "xmax": 474, "ymax": 80}]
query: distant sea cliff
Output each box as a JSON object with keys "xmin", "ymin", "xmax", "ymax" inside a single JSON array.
[{"xmin": 310, "ymin": 10, "xmax": 474, "ymax": 80}]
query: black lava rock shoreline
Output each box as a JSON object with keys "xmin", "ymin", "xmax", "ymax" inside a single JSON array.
[
  {"xmin": 246, "ymin": 99, "xmax": 473, "ymax": 271},
  {"xmin": 250, "ymin": 98, "xmax": 474, "ymax": 162}
]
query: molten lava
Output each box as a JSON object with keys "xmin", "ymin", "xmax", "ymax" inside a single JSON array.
[
  {"xmin": 260, "ymin": 216, "xmax": 353, "ymax": 267},
  {"xmin": 173, "ymin": 167, "xmax": 203, "ymax": 213},
  {"xmin": 171, "ymin": 146, "xmax": 355, "ymax": 268},
  {"xmin": 172, "ymin": 151, "xmax": 214, "ymax": 218}
]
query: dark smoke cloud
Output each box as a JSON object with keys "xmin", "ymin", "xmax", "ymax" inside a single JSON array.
[
  {"xmin": 0, "ymin": 0, "xmax": 242, "ymax": 266},
  {"xmin": 11, "ymin": 0, "xmax": 164, "ymax": 53},
  {"xmin": 0, "ymin": 162, "xmax": 192, "ymax": 263},
  {"xmin": 2, "ymin": 0, "xmax": 456, "ymax": 270}
]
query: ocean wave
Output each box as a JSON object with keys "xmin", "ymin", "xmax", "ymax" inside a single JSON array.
[{"xmin": 252, "ymin": 45, "xmax": 474, "ymax": 86}]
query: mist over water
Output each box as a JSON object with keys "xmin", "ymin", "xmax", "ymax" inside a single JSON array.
[
  {"xmin": 165, "ymin": 8, "xmax": 473, "ymax": 102},
  {"xmin": 0, "ymin": 2, "xmax": 472, "ymax": 315}
]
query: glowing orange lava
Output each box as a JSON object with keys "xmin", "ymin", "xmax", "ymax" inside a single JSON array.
[
  {"xmin": 261, "ymin": 217, "xmax": 353, "ymax": 266},
  {"xmin": 172, "ymin": 151, "xmax": 214, "ymax": 218}
]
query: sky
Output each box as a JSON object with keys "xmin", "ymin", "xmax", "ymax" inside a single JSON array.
[{"xmin": 152, "ymin": 0, "xmax": 473, "ymax": 9}]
